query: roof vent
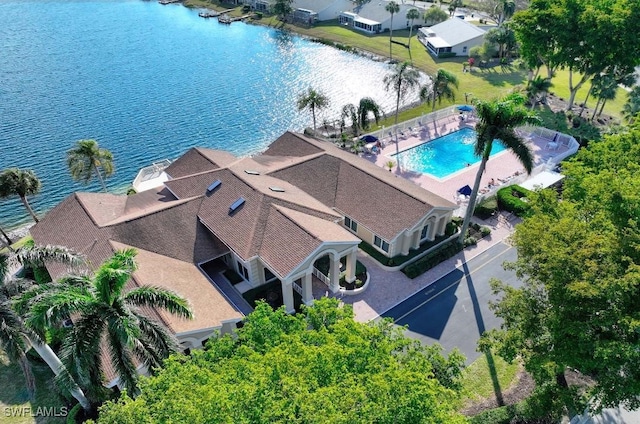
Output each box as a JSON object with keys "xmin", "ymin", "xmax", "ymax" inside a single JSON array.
[
  {"xmin": 269, "ymin": 186, "xmax": 285, "ymax": 193},
  {"xmin": 207, "ymin": 179, "xmax": 222, "ymax": 193},
  {"xmin": 229, "ymin": 197, "xmax": 246, "ymax": 213},
  {"xmin": 244, "ymin": 170, "xmax": 260, "ymax": 175}
]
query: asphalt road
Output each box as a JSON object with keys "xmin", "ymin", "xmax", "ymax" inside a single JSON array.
[{"xmin": 381, "ymin": 241, "xmax": 521, "ymax": 364}]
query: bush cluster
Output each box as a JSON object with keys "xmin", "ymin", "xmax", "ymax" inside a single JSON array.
[
  {"xmin": 402, "ymin": 239, "xmax": 462, "ymax": 279},
  {"xmin": 474, "ymin": 196, "xmax": 498, "ymax": 219},
  {"xmin": 496, "ymin": 185, "xmax": 532, "ymax": 216}
]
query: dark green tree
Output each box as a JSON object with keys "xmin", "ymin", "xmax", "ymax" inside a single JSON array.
[
  {"xmin": 22, "ymin": 249, "xmax": 193, "ymax": 400},
  {"xmin": 423, "ymin": 6, "xmax": 448, "ymax": 26},
  {"xmin": 483, "ymin": 124, "xmax": 640, "ymax": 414},
  {"xmin": 95, "ymin": 298, "xmax": 467, "ymax": 423},
  {"xmin": 385, "ymin": 1, "xmax": 400, "ymax": 60},
  {"xmin": 622, "ymin": 86, "xmax": 640, "ymax": 124},
  {"xmin": 273, "ymin": 0, "xmax": 293, "ymax": 21},
  {"xmin": 458, "ymin": 94, "xmax": 539, "ymax": 244},
  {"xmin": 430, "ymin": 68, "xmax": 459, "ymax": 111},
  {"xmin": 297, "ymin": 87, "xmax": 330, "ymax": 131},
  {"xmin": 0, "ymin": 168, "xmax": 41, "ymax": 223},
  {"xmin": 66, "ymin": 139, "xmax": 114, "ymax": 193}
]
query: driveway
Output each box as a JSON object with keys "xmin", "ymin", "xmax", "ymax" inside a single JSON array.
[{"xmin": 380, "ymin": 242, "xmax": 521, "ymax": 363}]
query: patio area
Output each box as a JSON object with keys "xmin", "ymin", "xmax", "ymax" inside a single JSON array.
[{"xmin": 358, "ymin": 112, "xmax": 578, "ymax": 212}]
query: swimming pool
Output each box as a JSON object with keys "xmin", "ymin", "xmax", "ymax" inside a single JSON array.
[{"xmin": 392, "ymin": 128, "xmax": 506, "ymax": 178}]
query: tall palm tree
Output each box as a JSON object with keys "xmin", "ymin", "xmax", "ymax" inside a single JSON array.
[
  {"xmin": 384, "ymin": 61, "xmax": 421, "ymax": 172},
  {"xmin": 297, "ymin": 88, "xmax": 330, "ymax": 131},
  {"xmin": 406, "ymin": 8, "xmax": 421, "ymax": 57},
  {"xmin": 622, "ymin": 86, "xmax": 640, "ymax": 124},
  {"xmin": 340, "ymin": 97, "xmax": 383, "ymax": 138},
  {"xmin": 385, "ymin": 1, "xmax": 400, "ymax": 60},
  {"xmin": 1, "ymin": 246, "xmax": 91, "ymax": 410},
  {"xmin": 458, "ymin": 94, "xmax": 540, "ymax": 244},
  {"xmin": 526, "ymin": 76, "xmax": 553, "ymax": 108},
  {"xmin": 0, "ymin": 168, "xmax": 41, "ymax": 223},
  {"xmin": 431, "ymin": 69, "xmax": 459, "ymax": 111},
  {"xmin": 67, "ymin": 139, "xmax": 114, "ymax": 193},
  {"xmin": 23, "ymin": 249, "xmax": 193, "ymax": 398}
]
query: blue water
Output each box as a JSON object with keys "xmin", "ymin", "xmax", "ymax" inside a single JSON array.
[
  {"xmin": 0, "ymin": 0, "xmax": 425, "ymax": 230},
  {"xmin": 393, "ymin": 128, "xmax": 506, "ymax": 178}
]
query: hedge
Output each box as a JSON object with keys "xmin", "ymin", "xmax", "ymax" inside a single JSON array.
[
  {"xmin": 496, "ymin": 185, "xmax": 532, "ymax": 217},
  {"xmin": 474, "ymin": 196, "xmax": 498, "ymax": 220},
  {"xmin": 402, "ymin": 239, "xmax": 463, "ymax": 279}
]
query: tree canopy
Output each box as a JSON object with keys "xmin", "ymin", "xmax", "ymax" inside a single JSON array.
[
  {"xmin": 0, "ymin": 168, "xmax": 42, "ymax": 223},
  {"xmin": 511, "ymin": 0, "xmax": 640, "ymax": 109},
  {"xmin": 95, "ymin": 298, "xmax": 467, "ymax": 423},
  {"xmin": 484, "ymin": 124, "xmax": 640, "ymax": 414}
]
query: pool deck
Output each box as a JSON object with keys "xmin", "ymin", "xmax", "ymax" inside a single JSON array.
[{"xmin": 360, "ymin": 115, "xmax": 571, "ymax": 208}]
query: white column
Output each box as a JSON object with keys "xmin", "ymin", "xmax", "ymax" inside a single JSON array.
[
  {"xmin": 412, "ymin": 229, "xmax": 421, "ymax": 249},
  {"xmin": 329, "ymin": 253, "xmax": 341, "ymax": 293},
  {"xmin": 401, "ymin": 231, "xmax": 412, "ymax": 255},
  {"xmin": 437, "ymin": 216, "xmax": 447, "ymax": 236},
  {"xmin": 344, "ymin": 249, "xmax": 357, "ymax": 283},
  {"xmin": 281, "ymin": 278, "xmax": 295, "ymax": 314},
  {"xmin": 302, "ymin": 273, "xmax": 314, "ymax": 306},
  {"xmin": 428, "ymin": 219, "xmax": 437, "ymax": 240}
]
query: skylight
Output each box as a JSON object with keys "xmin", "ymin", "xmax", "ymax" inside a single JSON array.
[
  {"xmin": 207, "ymin": 179, "xmax": 222, "ymax": 193},
  {"xmin": 244, "ymin": 170, "xmax": 260, "ymax": 175},
  {"xmin": 269, "ymin": 186, "xmax": 285, "ymax": 192},
  {"xmin": 229, "ymin": 197, "xmax": 246, "ymax": 213}
]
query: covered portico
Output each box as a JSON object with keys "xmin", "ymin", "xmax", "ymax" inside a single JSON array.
[{"xmin": 277, "ymin": 243, "xmax": 359, "ymax": 313}]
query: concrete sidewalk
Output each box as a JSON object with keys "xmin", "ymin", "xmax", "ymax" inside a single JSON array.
[{"xmin": 338, "ymin": 215, "xmax": 517, "ymax": 322}]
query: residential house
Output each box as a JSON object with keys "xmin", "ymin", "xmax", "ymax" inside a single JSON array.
[
  {"xmin": 418, "ymin": 17, "xmax": 486, "ymax": 57},
  {"xmin": 338, "ymin": 1, "xmax": 426, "ymax": 34},
  {"xmin": 31, "ymin": 132, "xmax": 455, "ymax": 379}
]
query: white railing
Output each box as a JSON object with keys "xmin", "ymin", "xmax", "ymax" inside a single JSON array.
[
  {"xmin": 132, "ymin": 159, "xmax": 172, "ymax": 192},
  {"xmin": 312, "ymin": 267, "xmax": 331, "ymax": 287}
]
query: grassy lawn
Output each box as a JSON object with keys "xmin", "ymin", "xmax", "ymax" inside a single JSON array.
[
  {"xmin": 0, "ymin": 351, "xmax": 67, "ymax": 424},
  {"xmin": 0, "ymin": 235, "xmax": 33, "ymax": 255},
  {"xmin": 460, "ymin": 352, "xmax": 521, "ymax": 406}
]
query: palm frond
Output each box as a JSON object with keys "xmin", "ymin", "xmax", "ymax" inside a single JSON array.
[
  {"xmin": 15, "ymin": 245, "xmax": 84, "ymax": 269},
  {"xmin": 94, "ymin": 249, "xmax": 137, "ymax": 304},
  {"xmin": 124, "ymin": 286, "xmax": 193, "ymax": 319},
  {"xmin": 0, "ymin": 301, "xmax": 29, "ymax": 362},
  {"xmin": 135, "ymin": 312, "xmax": 180, "ymax": 361},
  {"xmin": 105, "ymin": 322, "xmax": 139, "ymax": 396},
  {"xmin": 24, "ymin": 288, "xmax": 94, "ymax": 334}
]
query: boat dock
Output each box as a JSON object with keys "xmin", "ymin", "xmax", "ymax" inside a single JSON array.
[
  {"xmin": 217, "ymin": 13, "xmax": 252, "ymax": 24},
  {"xmin": 159, "ymin": 0, "xmax": 181, "ymax": 4}
]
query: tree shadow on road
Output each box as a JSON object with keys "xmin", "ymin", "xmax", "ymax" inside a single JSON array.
[{"xmin": 462, "ymin": 260, "xmax": 505, "ymax": 406}]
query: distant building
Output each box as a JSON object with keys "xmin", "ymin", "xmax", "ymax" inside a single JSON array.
[{"xmin": 418, "ymin": 18, "xmax": 486, "ymax": 57}]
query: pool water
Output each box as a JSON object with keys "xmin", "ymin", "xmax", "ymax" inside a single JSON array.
[{"xmin": 392, "ymin": 128, "xmax": 506, "ymax": 178}]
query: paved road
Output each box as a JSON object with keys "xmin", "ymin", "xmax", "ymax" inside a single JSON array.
[{"xmin": 381, "ymin": 241, "xmax": 521, "ymax": 363}]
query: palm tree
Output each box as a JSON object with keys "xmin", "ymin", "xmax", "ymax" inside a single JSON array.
[
  {"xmin": 0, "ymin": 224, "xmax": 12, "ymax": 249},
  {"xmin": 23, "ymin": 248, "xmax": 193, "ymax": 398},
  {"xmin": 341, "ymin": 97, "xmax": 383, "ymax": 138},
  {"xmin": 67, "ymin": 139, "xmax": 114, "ymax": 193},
  {"xmin": 458, "ymin": 94, "xmax": 540, "ymax": 244},
  {"xmin": 526, "ymin": 76, "xmax": 553, "ymax": 108},
  {"xmin": 297, "ymin": 88, "xmax": 330, "ymax": 131},
  {"xmin": 431, "ymin": 69, "xmax": 459, "ymax": 111},
  {"xmin": 622, "ymin": 86, "xmax": 640, "ymax": 124},
  {"xmin": 0, "ymin": 168, "xmax": 41, "ymax": 223},
  {"xmin": 384, "ymin": 61, "xmax": 421, "ymax": 171},
  {"xmin": 385, "ymin": 1, "xmax": 400, "ymax": 60},
  {"xmin": 406, "ymin": 8, "xmax": 421, "ymax": 58},
  {"xmin": 1, "ymin": 246, "xmax": 91, "ymax": 410}
]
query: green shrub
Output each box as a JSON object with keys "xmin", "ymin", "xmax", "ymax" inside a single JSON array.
[
  {"xmin": 463, "ymin": 236, "xmax": 477, "ymax": 247},
  {"xmin": 497, "ymin": 185, "xmax": 532, "ymax": 216},
  {"xmin": 474, "ymin": 196, "xmax": 498, "ymax": 220},
  {"xmin": 480, "ymin": 226, "xmax": 491, "ymax": 237},
  {"xmin": 33, "ymin": 266, "xmax": 52, "ymax": 284},
  {"xmin": 438, "ymin": 52, "xmax": 457, "ymax": 58},
  {"xmin": 255, "ymin": 11, "xmax": 263, "ymax": 19},
  {"xmin": 402, "ymin": 239, "xmax": 462, "ymax": 279}
]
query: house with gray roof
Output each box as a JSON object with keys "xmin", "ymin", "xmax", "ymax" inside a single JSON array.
[
  {"xmin": 31, "ymin": 132, "xmax": 455, "ymax": 374},
  {"xmin": 338, "ymin": 1, "xmax": 426, "ymax": 33},
  {"xmin": 418, "ymin": 18, "xmax": 486, "ymax": 57}
]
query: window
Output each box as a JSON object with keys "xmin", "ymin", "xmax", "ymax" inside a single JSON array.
[
  {"xmin": 264, "ymin": 267, "xmax": 276, "ymax": 282},
  {"xmin": 421, "ymin": 225, "xmax": 429, "ymax": 240},
  {"xmin": 462, "ymin": 46, "xmax": 467, "ymax": 53},
  {"xmin": 374, "ymin": 235, "xmax": 389, "ymax": 252},
  {"xmin": 344, "ymin": 216, "xmax": 357, "ymax": 232},
  {"xmin": 237, "ymin": 261, "xmax": 249, "ymax": 280}
]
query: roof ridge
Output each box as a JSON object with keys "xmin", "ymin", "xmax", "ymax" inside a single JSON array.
[{"xmin": 105, "ymin": 196, "xmax": 201, "ymax": 226}]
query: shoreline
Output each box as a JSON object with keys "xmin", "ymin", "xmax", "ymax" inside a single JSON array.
[{"xmin": 5, "ymin": 223, "xmax": 33, "ymax": 244}]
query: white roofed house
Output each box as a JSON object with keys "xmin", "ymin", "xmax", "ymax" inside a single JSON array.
[
  {"xmin": 338, "ymin": 1, "xmax": 426, "ymax": 34},
  {"xmin": 291, "ymin": 0, "xmax": 352, "ymax": 21},
  {"xmin": 418, "ymin": 18, "xmax": 486, "ymax": 57}
]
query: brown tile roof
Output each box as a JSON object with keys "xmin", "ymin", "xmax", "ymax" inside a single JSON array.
[
  {"xmin": 267, "ymin": 132, "xmax": 456, "ymax": 240},
  {"xmin": 164, "ymin": 170, "xmax": 221, "ymax": 200},
  {"xmin": 111, "ymin": 241, "xmax": 242, "ymax": 334},
  {"xmin": 261, "ymin": 131, "xmax": 324, "ymax": 157},
  {"xmin": 75, "ymin": 192, "xmax": 127, "ymax": 227},
  {"xmin": 165, "ymin": 147, "xmax": 230, "ymax": 179}
]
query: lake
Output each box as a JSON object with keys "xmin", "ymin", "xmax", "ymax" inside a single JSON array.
[{"xmin": 0, "ymin": 0, "xmax": 423, "ymax": 230}]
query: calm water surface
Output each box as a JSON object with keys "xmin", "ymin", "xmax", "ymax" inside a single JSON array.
[{"xmin": 0, "ymin": 0, "xmax": 423, "ymax": 229}]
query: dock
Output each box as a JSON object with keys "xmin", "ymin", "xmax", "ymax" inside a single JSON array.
[
  {"xmin": 198, "ymin": 10, "xmax": 220, "ymax": 18},
  {"xmin": 159, "ymin": 0, "xmax": 181, "ymax": 4},
  {"xmin": 217, "ymin": 13, "xmax": 252, "ymax": 24}
]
